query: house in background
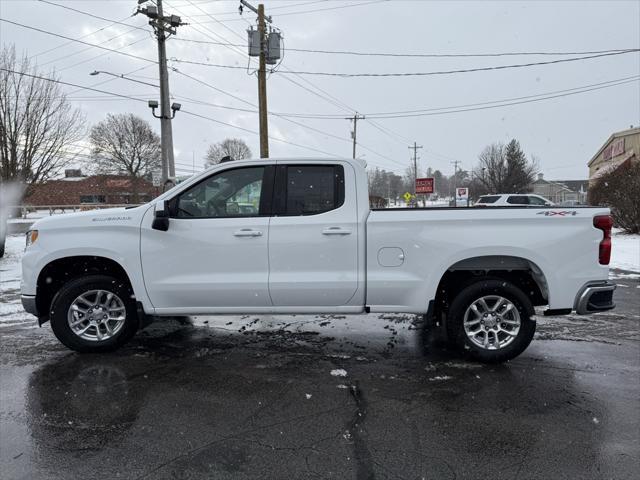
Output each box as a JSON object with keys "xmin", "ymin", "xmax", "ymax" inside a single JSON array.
[
  {"xmin": 531, "ymin": 174, "xmax": 588, "ymax": 204},
  {"xmin": 25, "ymin": 169, "xmax": 159, "ymax": 207},
  {"xmin": 588, "ymin": 126, "xmax": 639, "ymax": 182}
]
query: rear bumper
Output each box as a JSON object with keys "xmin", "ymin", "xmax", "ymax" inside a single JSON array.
[{"xmin": 574, "ymin": 281, "xmax": 616, "ymax": 315}]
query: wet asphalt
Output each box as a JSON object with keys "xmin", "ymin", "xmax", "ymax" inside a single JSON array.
[{"xmin": 1, "ymin": 274, "xmax": 639, "ymax": 479}]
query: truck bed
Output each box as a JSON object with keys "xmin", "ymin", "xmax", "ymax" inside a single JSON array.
[{"xmin": 365, "ymin": 206, "xmax": 610, "ymax": 312}]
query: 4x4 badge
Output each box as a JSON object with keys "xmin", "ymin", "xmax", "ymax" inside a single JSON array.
[{"xmin": 536, "ymin": 211, "xmax": 578, "ymax": 216}]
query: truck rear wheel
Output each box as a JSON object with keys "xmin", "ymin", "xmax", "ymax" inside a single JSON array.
[
  {"xmin": 50, "ymin": 275, "xmax": 138, "ymax": 353},
  {"xmin": 446, "ymin": 278, "xmax": 536, "ymax": 363}
]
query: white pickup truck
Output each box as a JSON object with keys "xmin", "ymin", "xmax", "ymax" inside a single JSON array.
[{"xmin": 21, "ymin": 158, "xmax": 615, "ymax": 362}]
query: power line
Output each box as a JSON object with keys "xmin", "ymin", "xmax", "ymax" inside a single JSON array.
[
  {"xmin": 173, "ymin": 69, "xmax": 405, "ymax": 171},
  {"xmin": 37, "ymin": 0, "xmax": 147, "ymax": 32},
  {"xmin": 187, "ymin": 0, "xmax": 327, "ymax": 16},
  {"xmin": 172, "ymin": 49, "xmax": 639, "ymax": 77},
  {"xmin": 0, "ymin": 18, "xmax": 156, "ymax": 65},
  {"xmin": 164, "ymin": 0, "xmax": 256, "ymax": 63},
  {"xmin": 67, "ymin": 64, "xmax": 157, "ymax": 96},
  {"xmin": 46, "ymin": 34, "xmax": 149, "ymax": 73},
  {"xmin": 172, "ymin": 36, "xmax": 638, "ymax": 59},
  {"xmin": 362, "ymin": 77, "xmax": 640, "ymax": 119},
  {"xmin": 165, "ymin": 49, "xmax": 640, "ymax": 77},
  {"xmin": 268, "ymin": 75, "xmax": 640, "ymax": 119},
  {"xmin": 282, "ymin": 47, "xmax": 638, "ymax": 59},
  {"xmin": 0, "ymin": 68, "xmax": 157, "ymax": 102},
  {"xmin": 180, "ymin": 110, "xmax": 342, "ymax": 158},
  {"xmin": 183, "ymin": 0, "xmax": 247, "ymax": 43},
  {"xmin": 28, "ymin": 1, "xmax": 640, "ymax": 69},
  {"xmin": 0, "ymin": 67, "xmax": 347, "ymax": 160},
  {"xmin": 193, "ymin": 0, "xmax": 389, "ymax": 23}
]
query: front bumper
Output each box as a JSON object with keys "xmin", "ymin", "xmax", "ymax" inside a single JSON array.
[
  {"xmin": 574, "ymin": 281, "xmax": 616, "ymax": 314},
  {"xmin": 21, "ymin": 294, "xmax": 39, "ymax": 317}
]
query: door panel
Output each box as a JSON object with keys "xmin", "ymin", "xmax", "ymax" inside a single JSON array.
[
  {"xmin": 141, "ymin": 217, "xmax": 270, "ymax": 309},
  {"xmin": 140, "ymin": 165, "xmax": 273, "ymax": 310},
  {"xmin": 268, "ymin": 164, "xmax": 359, "ymax": 306}
]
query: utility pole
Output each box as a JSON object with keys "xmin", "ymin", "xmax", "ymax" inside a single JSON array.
[
  {"xmin": 257, "ymin": 4, "xmax": 269, "ymax": 158},
  {"xmin": 450, "ymin": 160, "xmax": 461, "ymax": 206},
  {"xmin": 137, "ymin": 0, "xmax": 184, "ymax": 183},
  {"xmin": 242, "ymin": 1, "xmax": 279, "ymax": 158},
  {"xmin": 348, "ymin": 113, "xmax": 365, "ymax": 159},
  {"xmin": 409, "ymin": 142, "xmax": 423, "ymax": 195}
]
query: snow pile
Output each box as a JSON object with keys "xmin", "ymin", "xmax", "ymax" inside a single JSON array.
[
  {"xmin": 611, "ymin": 231, "xmax": 640, "ymax": 272},
  {"xmin": 330, "ymin": 369, "xmax": 347, "ymax": 377}
]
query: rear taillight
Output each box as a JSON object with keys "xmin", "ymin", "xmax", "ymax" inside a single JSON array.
[{"xmin": 593, "ymin": 215, "xmax": 613, "ymax": 265}]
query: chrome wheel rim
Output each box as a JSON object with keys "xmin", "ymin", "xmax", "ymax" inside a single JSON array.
[
  {"xmin": 67, "ymin": 290, "xmax": 126, "ymax": 342},
  {"xmin": 463, "ymin": 295, "xmax": 521, "ymax": 350}
]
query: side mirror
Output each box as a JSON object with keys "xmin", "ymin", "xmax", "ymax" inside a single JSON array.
[{"xmin": 152, "ymin": 200, "xmax": 170, "ymax": 231}]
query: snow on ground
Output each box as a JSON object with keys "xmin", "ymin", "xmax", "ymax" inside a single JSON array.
[
  {"xmin": 611, "ymin": 230, "xmax": 640, "ymax": 273},
  {"xmin": 0, "ymin": 235, "xmax": 34, "ymax": 325},
  {"xmin": 1, "ymin": 235, "xmax": 23, "ymax": 291}
]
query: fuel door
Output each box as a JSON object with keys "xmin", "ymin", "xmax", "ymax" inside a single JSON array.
[{"xmin": 377, "ymin": 247, "xmax": 405, "ymax": 267}]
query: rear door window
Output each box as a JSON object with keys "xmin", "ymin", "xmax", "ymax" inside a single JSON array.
[{"xmin": 278, "ymin": 165, "xmax": 345, "ymax": 216}]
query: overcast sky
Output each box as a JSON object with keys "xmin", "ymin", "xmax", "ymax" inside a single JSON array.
[{"xmin": 1, "ymin": 0, "xmax": 639, "ymax": 179}]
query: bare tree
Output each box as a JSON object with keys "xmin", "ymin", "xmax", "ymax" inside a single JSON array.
[
  {"xmin": 89, "ymin": 113, "xmax": 161, "ymax": 203},
  {"xmin": 589, "ymin": 163, "xmax": 639, "ymax": 234},
  {"xmin": 205, "ymin": 138, "xmax": 252, "ymax": 166},
  {"xmin": 472, "ymin": 140, "xmax": 538, "ymax": 194},
  {"xmin": 0, "ymin": 45, "xmax": 85, "ymax": 194}
]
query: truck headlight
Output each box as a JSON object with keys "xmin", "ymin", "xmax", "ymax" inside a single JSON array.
[{"xmin": 25, "ymin": 230, "xmax": 39, "ymax": 248}]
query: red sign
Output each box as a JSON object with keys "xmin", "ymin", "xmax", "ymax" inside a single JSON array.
[
  {"xmin": 415, "ymin": 177, "xmax": 434, "ymax": 194},
  {"xmin": 603, "ymin": 138, "xmax": 625, "ymax": 160}
]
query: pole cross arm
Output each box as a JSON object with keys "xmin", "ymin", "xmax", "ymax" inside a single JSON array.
[{"xmin": 240, "ymin": 0, "xmax": 272, "ymax": 23}]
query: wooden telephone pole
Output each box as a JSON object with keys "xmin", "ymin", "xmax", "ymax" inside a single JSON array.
[
  {"xmin": 257, "ymin": 4, "xmax": 269, "ymax": 158},
  {"xmin": 409, "ymin": 142, "xmax": 423, "ymax": 195},
  {"xmin": 137, "ymin": 0, "xmax": 184, "ymax": 183},
  {"xmin": 348, "ymin": 113, "xmax": 365, "ymax": 159},
  {"xmin": 241, "ymin": 0, "xmax": 275, "ymax": 158}
]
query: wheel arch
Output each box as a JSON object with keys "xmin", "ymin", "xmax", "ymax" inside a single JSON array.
[
  {"xmin": 433, "ymin": 255, "xmax": 549, "ymax": 315},
  {"xmin": 36, "ymin": 255, "xmax": 136, "ymax": 322}
]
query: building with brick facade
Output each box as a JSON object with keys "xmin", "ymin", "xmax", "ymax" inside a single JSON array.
[{"xmin": 24, "ymin": 170, "xmax": 159, "ymax": 207}]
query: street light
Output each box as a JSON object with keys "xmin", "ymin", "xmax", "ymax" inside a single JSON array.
[
  {"xmin": 148, "ymin": 101, "xmax": 181, "ymax": 119},
  {"xmin": 89, "ymin": 70, "xmax": 159, "ymax": 88}
]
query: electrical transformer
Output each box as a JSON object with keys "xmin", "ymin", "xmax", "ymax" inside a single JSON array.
[
  {"xmin": 247, "ymin": 28, "xmax": 260, "ymax": 57},
  {"xmin": 266, "ymin": 31, "xmax": 281, "ymax": 65}
]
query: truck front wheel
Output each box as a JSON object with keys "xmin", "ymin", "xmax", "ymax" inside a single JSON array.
[
  {"xmin": 50, "ymin": 275, "xmax": 138, "ymax": 353},
  {"xmin": 446, "ymin": 278, "xmax": 536, "ymax": 363}
]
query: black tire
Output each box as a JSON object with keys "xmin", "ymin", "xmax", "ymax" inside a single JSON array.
[
  {"xmin": 446, "ymin": 278, "xmax": 536, "ymax": 363},
  {"xmin": 50, "ymin": 275, "xmax": 138, "ymax": 353}
]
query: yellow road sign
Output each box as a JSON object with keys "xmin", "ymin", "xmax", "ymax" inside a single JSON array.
[{"xmin": 403, "ymin": 192, "xmax": 412, "ymax": 202}]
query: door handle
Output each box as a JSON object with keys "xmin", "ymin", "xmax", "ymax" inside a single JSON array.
[
  {"xmin": 322, "ymin": 227, "xmax": 352, "ymax": 235},
  {"xmin": 233, "ymin": 229, "xmax": 262, "ymax": 237}
]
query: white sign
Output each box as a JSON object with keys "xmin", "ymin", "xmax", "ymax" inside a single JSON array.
[
  {"xmin": 151, "ymin": 171, "xmax": 162, "ymax": 187},
  {"xmin": 455, "ymin": 187, "xmax": 469, "ymax": 207}
]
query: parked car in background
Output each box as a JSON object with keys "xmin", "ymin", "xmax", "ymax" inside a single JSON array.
[{"xmin": 475, "ymin": 194, "xmax": 555, "ymax": 207}]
